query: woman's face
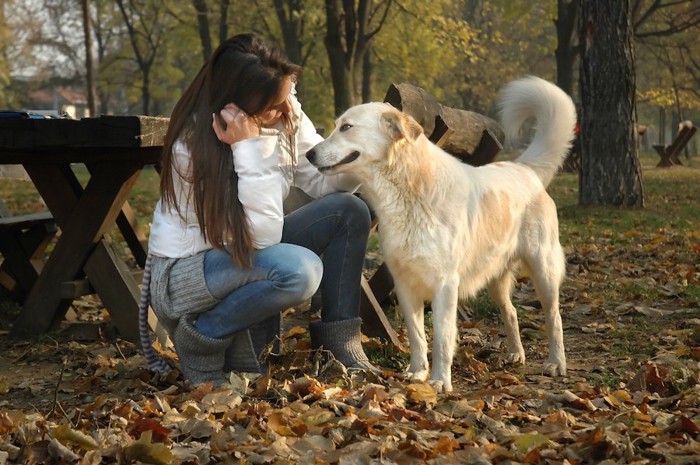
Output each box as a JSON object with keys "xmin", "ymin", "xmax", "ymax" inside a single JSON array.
[{"xmin": 257, "ymin": 78, "xmax": 293, "ymax": 127}]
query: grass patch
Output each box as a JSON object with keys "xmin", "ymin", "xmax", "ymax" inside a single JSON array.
[
  {"xmin": 551, "ymin": 151, "xmax": 700, "ymax": 246},
  {"xmin": 465, "ymin": 290, "xmax": 500, "ymax": 320}
]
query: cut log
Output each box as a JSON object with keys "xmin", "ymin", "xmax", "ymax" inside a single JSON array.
[{"xmin": 384, "ymin": 82, "xmax": 504, "ymax": 166}]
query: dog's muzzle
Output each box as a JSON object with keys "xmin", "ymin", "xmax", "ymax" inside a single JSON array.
[{"xmin": 307, "ymin": 149, "xmax": 360, "ymax": 172}]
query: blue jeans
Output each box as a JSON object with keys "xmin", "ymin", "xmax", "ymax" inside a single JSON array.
[{"xmin": 193, "ymin": 193, "xmax": 371, "ymax": 338}]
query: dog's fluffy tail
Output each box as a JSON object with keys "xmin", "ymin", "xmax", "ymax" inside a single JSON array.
[{"xmin": 498, "ymin": 76, "xmax": 577, "ymax": 188}]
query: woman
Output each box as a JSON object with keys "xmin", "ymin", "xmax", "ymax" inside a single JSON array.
[{"xmin": 139, "ymin": 33, "xmax": 376, "ymax": 386}]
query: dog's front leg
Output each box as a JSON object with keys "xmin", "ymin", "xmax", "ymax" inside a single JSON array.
[
  {"xmin": 394, "ymin": 281, "xmax": 429, "ymax": 382},
  {"xmin": 430, "ymin": 278, "xmax": 460, "ymax": 393}
]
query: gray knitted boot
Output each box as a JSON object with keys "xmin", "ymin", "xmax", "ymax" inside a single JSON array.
[
  {"xmin": 224, "ymin": 314, "xmax": 281, "ymax": 373},
  {"xmin": 172, "ymin": 317, "xmax": 232, "ymax": 386},
  {"xmin": 309, "ymin": 318, "xmax": 379, "ymax": 373}
]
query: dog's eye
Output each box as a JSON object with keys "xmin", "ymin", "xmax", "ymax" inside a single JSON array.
[{"xmin": 340, "ymin": 123, "xmax": 352, "ymax": 132}]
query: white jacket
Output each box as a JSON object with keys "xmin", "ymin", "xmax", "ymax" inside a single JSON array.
[{"xmin": 148, "ymin": 93, "xmax": 359, "ymax": 258}]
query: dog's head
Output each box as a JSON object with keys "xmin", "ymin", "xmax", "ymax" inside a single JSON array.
[{"xmin": 307, "ymin": 102, "xmax": 424, "ymax": 176}]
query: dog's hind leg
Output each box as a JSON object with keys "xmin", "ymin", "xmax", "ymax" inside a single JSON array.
[
  {"xmin": 430, "ymin": 278, "xmax": 460, "ymax": 392},
  {"xmin": 394, "ymin": 281, "xmax": 430, "ymax": 382},
  {"xmin": 528, "ymin": 246, "xmax": 567, "ymax": 376},
  {"xmin": 487, "ymin": 271, "xmax": 526, "ymax": 365}
]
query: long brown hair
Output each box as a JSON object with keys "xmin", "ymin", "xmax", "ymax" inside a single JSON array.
[{"xmin": 160, "ymin": 34, "xmax": 301, "ymax": 267}]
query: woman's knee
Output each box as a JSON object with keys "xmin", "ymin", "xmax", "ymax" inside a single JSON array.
[
  {"xmin": 333, "ymin": 193, "xmax": 371, "ymax": 233},
  {"xmin": 268, "ymin": 244, "xmax": 323, "ymax": 301}
]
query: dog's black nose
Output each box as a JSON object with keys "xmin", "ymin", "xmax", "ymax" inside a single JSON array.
[{"xmin": 306, "ymin": 148, "xmax": 317, "ymax": 165}]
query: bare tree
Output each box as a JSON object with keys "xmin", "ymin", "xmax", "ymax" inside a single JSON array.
[
  {"xmin": 632, "ymin": 0, "xmax": 700, "ymax": 38},
  {"xmin": 273, "ymin": 0, "xmax": 311, "ymax": 102},
  {"xmin": 115, "ymin": 0, "xmax": 172, "ymax": 115},
  {"xmin": 579, "ymin": 0, "xmax": 644, "ymax": 207},
  {"xmin": 323, "ymin": 0, "xmax": 392, "ymax": 115},
  {"xmin": 632, "ymin": 0, "xmax": 700, "ymax": 144}
]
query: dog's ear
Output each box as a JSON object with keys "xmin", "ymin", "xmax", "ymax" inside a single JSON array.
[{"xmin": 381, "ymin": 110, "xmax": 423, "ymax": 143}]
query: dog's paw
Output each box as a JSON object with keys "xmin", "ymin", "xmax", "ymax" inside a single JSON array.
[
  {"xmin": 543, "ymin": 362, "xmax": 566, "ymax": 377},
  {"xmin": 504, "ymin": 351, "xmax": 526, "ymax": 365},
  {"xmin": 427, "ymin": 379, "xmax": 450, "ymax": 393},
  {"xmin": 426, "ymin": 379, "xmax": 453, "ymax": 393},
  {"xmin": 405, "ymin": 369, "xmax": 430, "ymax": 383}
]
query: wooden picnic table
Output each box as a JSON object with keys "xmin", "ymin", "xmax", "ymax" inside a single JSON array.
[{"xmin": 0, "ymin": 115, "xmax": 167, "ymax": 341}]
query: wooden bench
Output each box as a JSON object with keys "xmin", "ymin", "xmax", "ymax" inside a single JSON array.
[
  {"xmin": 0, "ymin": 201, "xmax": 57, "ymax": 303},
  {"xmin": 654, "ymin": 121, "xmax": 696, "ymax": 167}
]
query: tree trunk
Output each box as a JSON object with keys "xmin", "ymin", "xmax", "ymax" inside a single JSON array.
[
  {"xmin": 323, "ymin": 0, "xmax": 391, "ymax": 115},
  {"xmin": 324, "ymin": 0, "xmax": 353, "ymax": 115},
  {"xmin": 274, "ymin": 0, "xmax": 305, "ymax": 101},
  {"xmin": 362, "ymin": 47, "xmax": 372, "ymax": 103},
  {"xmin": 192, "ymin": 0, "xmax": 212, "ymax": 62},
  {"xmin": 218, "ymin": 0, "xmax": 230, "ymax": 45},
  {"xmin": 579, "ymin": 0, "xmax": 644, "ymax": 207},
  {"xmin": 556, "ymin": 0, "xmax": 580, "ymax": 173},
  {"xmin": 658, "ymin": 106, "xmax": 666, "ymax": 144},
  {"xmin": 141, "ymin": 68, "xmax": 150, "ymax": 116},
  {"xmin": 555, "ymin": 0, "xmax": 578, "ymax": 96},
  {"xmin": 81, "ymin": 0, "xmax": 97, "ymax": 117}
]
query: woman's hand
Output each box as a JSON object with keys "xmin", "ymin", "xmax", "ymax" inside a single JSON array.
[{"xmin": 212, "ymin": 104, "xmax": 259, "ymax": 144}]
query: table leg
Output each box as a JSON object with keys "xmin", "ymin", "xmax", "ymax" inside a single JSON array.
[
  {"xmin": 82, "ymin": 240, "xmax": 141, "ymax": 341},
  {"xmin": 116, "ymin": 203, "xmax": 148, "ymax": 268},
  {"xmin": 11, "ymin": 162, "xmax": 142, "ymax": 338},
  {"xmin": 86, "ymin": 165, "xmax": 149, "ymax": 268}
]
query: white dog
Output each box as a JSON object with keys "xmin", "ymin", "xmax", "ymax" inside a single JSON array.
[{"xmin": 307, "ymin": 76, "xmax": 576, "ymax": 392}]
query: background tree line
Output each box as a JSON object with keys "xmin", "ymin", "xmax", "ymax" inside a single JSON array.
[{"xmin": 0, "ymin": 0, "xmax": 697, "ymax": 206}]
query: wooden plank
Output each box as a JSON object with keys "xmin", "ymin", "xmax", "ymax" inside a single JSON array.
[
  {"xmin": 115, "ymin": 203, "xmax": 149, "ymax": 268},
  {"xmin": 0, "ymin": 211, "xmax": 54, "ymax": 229},
  {"xmin": 0, "ymin": 146, "xmax": 162, "ymax": 165},
  {"xmin": 82, "ymin": 239, "xmax": 141, "ymax": 342},
  {"xmin": 85, "ymin": 163, "xmax": 149, "ymax": 268},
  {"xmin": 360, "ymin": 276, "xmax": 404, "ymax": 350},
  {"xmin": 0, "ymin": 116, "xmax": 169, "ymax": 150},
  {"xmin": 61, "ymin": 269, "xmax": 143, "ymax": 299},
  {"xmin": 90, "ymin": 115, "xmax": 169, "ymax": 148}
]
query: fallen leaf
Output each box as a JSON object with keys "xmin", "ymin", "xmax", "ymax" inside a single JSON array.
[
  {"xmin": 513, "ymin": 432, "xmax": 552, "ymax": 455},
  {"xmin": 406, "ymin": 383, "xmax": 437, "ymax": 405},
  {"xmin": 124, "ymin": 430, "xmax": 173, "ymax": 465},
  {"xmin": 54, "ymin": 424, "xmax": 99, "ymax": 450}
]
